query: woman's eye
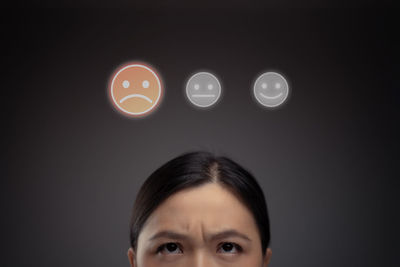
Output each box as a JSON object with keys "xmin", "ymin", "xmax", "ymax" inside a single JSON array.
[
  {"xmin": 157, "ymin": 242, "xmax": 182, "ymax": 254},
  {"xmin": 217, "ymin": 242, "xmax": 242, "ymax": 254}
]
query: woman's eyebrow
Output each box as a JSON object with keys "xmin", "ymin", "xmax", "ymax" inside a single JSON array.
[
  {"xmin": 210, "ymin": 229, "xmax": 252, "ymax": 242},
  {"xmin": 148, "ymin": 229, "xmax": 252, "ymax": 242},
  {"xmin": 149, "ymin": 231, "xmax": 188, "ymax": 241}
]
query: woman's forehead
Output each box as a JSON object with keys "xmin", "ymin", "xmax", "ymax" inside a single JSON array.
[
  {"xmin": 139, "ymin": 183, "xmax": 259, "ymax": 241},
  {"xmin": 154, "ymin": 183, "xmax": 250, "ymax": 216}
]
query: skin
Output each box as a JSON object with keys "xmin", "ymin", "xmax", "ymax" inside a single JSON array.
[{"xmin": 128, "ymin": 182, "xmax": 272, "ymax": 267}]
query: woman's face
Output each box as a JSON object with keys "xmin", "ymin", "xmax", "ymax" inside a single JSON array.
[{"xmin": 128, "ymin": 182, "xmax": 272, "ymax": 267}]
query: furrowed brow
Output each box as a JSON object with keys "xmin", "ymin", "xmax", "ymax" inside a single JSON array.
[
  {"xmin": 209, "ymin": 229, "xmax": 252, "ymax": 242},
  {"xmin": 148, "ymin": 230, "xmax": 189, "ymax": 241},
  {"xmin": 148, "ymin": 229, "xmax": 252, "ymax": 243}
]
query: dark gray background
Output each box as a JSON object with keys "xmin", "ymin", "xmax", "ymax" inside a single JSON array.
[{"xmin": 2, "ymin": 8, "xmax": 399, "ymax": 267}]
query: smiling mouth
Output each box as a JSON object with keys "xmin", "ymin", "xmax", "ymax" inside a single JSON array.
[
  {"xmin": 119, "ymin": 94, "xmax": 153, "ymax": 104},
  {"xmin": 260, "ymin": 92, "xmax": 283, "ymax": 100},
  {"xmin": 192, "ymin": 94, "xmax": 216, "ymax": 98}
]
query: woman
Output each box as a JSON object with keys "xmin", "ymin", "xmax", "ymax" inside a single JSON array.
[{"xmin": 128, "ymin": 151, "xmax": 272, "ymax": 266}]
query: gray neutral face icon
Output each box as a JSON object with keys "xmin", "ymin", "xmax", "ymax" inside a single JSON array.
[
  {"xmin": 253, "ymin": 72, "xmax": 289, "ymax": 108},
  {"xmin": 186, "ymin": 72, "xmax": 222, "ymax": 108}
]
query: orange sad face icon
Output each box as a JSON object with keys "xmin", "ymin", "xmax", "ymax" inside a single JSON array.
[{"xmin": 109, "ymin": 63, "xmax": 163, "ymax": 117}]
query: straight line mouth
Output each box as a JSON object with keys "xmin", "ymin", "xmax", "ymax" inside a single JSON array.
[{"xmin": 192, "ymin": 94, "xmax": 216, "ymax": 98}]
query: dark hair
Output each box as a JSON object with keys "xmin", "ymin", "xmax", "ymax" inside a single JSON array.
[{"xmin": 129, "ymin": 151, "xmax": 270, "ymax": 255}]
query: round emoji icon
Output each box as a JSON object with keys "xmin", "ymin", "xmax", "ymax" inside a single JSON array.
[
  {"xmin": 186, "ymin": 72, "xmax": 222, "ymax": 108},
  {"xmin": 109, "ymin": 63, "xmax": 163, "ymax": 117},
  {"xmin": 253, "ymin": 72, "xmax": 289, "ymax": 108}
]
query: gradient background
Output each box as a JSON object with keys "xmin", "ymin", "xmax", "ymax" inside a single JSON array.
[{"xmin": 2, "ymin": 8, "xmax": 399, "ymax": 267}]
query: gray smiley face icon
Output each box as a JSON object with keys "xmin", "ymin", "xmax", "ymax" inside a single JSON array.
[
  {"xmin": 253, "ymin": 72, "xmax": 289, "ymax": 108},
  {"xmin": 186, "ymin": 72, "xmax": 222, "ymax": 108}
]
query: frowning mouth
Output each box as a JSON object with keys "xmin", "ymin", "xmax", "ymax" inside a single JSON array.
[
  {"xmin": 260, "ymin": 92, "xmax": 283, "ymax": 100},
  {"xmin": 120, "ymin": 94, "xmax": 153, "ymax": 103}
]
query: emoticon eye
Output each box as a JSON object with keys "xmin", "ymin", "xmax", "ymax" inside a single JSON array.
[{"xmin": 122, "ymin": 80, "xmax": 130, "ymax": 88}]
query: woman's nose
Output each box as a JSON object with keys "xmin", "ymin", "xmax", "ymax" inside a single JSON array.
[{"xmin": 191, "ymin": 250, "xmax": 217, "ymax": 267}]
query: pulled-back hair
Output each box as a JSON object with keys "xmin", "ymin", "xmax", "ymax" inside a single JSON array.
[{"xmin": 129, "ymin": 151, "xmax": 270, "ymax": 255}]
